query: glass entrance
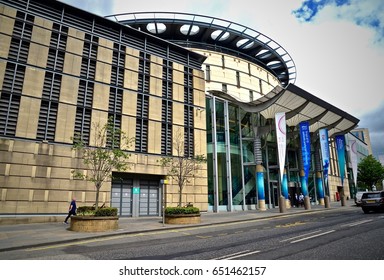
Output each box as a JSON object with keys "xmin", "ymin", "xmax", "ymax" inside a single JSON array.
[
  {"xmin": 139, "ymin": 180, "xmax": 160, "ymax": 216},
  {"xmin": 111, "ymin": 175, "xmax": 160, "ymax": 217},
  {"xmin": 111, "ymin": 179, "xmax": 133, "ymax": 216},
  {"xmin": 269, "ymin": 181, "xmax": 279, "ymax": 208}
]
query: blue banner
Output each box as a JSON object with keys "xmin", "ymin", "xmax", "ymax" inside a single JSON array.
[
  {"xmin": 256, "ymin": 165, "xmax": 265, "ymax": 200},
  {"xmin": 316, "ymin": 172, "xmax": 325, "ymax": 199},
  {"xmin": 299, "ymin": 121, "xmax": 311, "ymax": 180},
  {"xmin": 319, "ymin": 128, "xmax": 330, "ymax": 184},
  {"xmin": 335, "ymin": 135, "xmax": 346, "ymax": 186},
  {"xmin": 282, "ymin": 169, "xmax": 288, "ymax": 199}
]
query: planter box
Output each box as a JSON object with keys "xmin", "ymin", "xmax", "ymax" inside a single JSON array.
[
  {"xmin": 70, "ymin": 216, "xmax": 119, "ymax": 232},
  {"xmin": 164, "ymin": 214, "xmax": 201, "ymax": 224}
]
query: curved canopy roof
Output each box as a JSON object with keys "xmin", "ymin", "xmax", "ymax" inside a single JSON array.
[
  {"xmin": 105, "ymin": 12, "xmax": 296, "ymax": 86},
  {"xmin": 211, "ymin": 84, "xmax": 359, "ymax": 137}
]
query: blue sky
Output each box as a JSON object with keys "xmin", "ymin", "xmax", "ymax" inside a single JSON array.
[{"xmin": 60, "ymin": 0, "xmax": 384, "ymax": 157}]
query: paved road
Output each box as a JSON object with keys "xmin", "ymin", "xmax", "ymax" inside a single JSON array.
[{"xmin": 1, "ymin": 206, "xmax": 383, "ymax": 260}]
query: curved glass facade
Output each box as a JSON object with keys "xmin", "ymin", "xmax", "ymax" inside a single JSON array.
[{"xmin": 207, "ymin": 95, "xmax": 321, "ymax": 212}]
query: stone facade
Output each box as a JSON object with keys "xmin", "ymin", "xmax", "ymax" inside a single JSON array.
[{"xmin": 0, "ymin": 0, "xmax": 208, "ymax": 216}]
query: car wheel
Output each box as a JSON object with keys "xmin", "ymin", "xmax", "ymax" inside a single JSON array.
[{"xmin": 362, "ymin": 207, "xmax": 370, "ymax": 214}]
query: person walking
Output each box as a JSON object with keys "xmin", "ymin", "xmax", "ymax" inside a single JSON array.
[
  {"xmin": 299, "ymin": 193, "xmax": 304, "ymax": 207},
  {"xmin": 64, "ymin": 197, "xmax": 77, "ymax": 224}
]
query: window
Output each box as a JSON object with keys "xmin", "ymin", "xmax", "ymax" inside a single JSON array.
[
  {"xmin": 135, "ymin": 119, "xmax": 148, "ymax": 152},
  {"xmin": 206, "ymin": 65, "xmax": 211, "ymax": 81},
  {"xmin": 81, "ymin": 35, "xmax": 98, "ymax": 79},
  {"xmin": 162, "ymin": 60, "xmax": 172, "ymax": 99},
  {"xmin": 111, "ymin": 43, "xmax": 125, "ymax": 86},
  {"xmin": 161, "ymin": 99, "xmax": 172, "ymax": 155},
  {"xmin": 184, "ymin": 105, "xmax": 194, "ymax": 157},
  {"xmin": 74, "ymin": 80, "xmax": 93, "ymax": 144},
  {"xmin": 236, "ymin": 71, "xmax": 240, "ymax": 87},
  {"xmin": 37, "ymin": 72, "xmax": 61, "ymax": 141},
  {"xmin": 135, "ymin": 93, "xmax": 149, "ymax": 152},
  {"xmin": 0, "ymin": 63, "xmax": 24, "ymax": 136},
  {"xmin": 138, "ymin": 52, "xmax": 150, "ymax": 93},
  {"xmin": 36, "ymin": 101, "xmax": 58, "ymax": 141},
  {"xmin": 222, "ymin": 83, "xmax": 227, "ymax": 93},
  {"xmin": 0, "ymin": 93, "xmax": 20, "ymax": 136},
  {"xmin": 184, "ymin": 67, "xmax": 193, "ymax": 104},
  {"xmin": 184, "ymin": 127, "xmax": 194, "ymax": 158}
]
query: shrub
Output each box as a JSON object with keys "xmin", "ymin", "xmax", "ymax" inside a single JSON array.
[
  {"xmin": 165, "ymin": 206, "xmax": 200, "ymax": 215},
  {"xmin": 95, "ymin": 207, "xmax": 118, "ymax": 217},
  {"xmin": 77, "ymin": 206, "xmax": 95, "ymax": 216},
  {"xmin": 77, "ymin": 206, "xmax": 118, "ymax": 217}
]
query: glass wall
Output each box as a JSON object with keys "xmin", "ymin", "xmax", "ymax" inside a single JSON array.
[
  {"xmin": 240, "ymin": 111, "xmax": 257, "ymax": 207},
  {"xmin": 229, "ymin": 104, "xmax": 242, "ymax": 206},
  {"xmin": 206, "ymin": 95, "xmax": 315, "ymax": 212},
  {"xmin": 215, "ymin": 100, "xmax": 228, "ymax": 206},
  {"xmin": 206, "ymin": 98, "xmax": 214, "ymax": 206}
]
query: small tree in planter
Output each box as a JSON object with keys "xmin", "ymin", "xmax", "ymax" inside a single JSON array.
[
  {"xmin": 158, "ymin": 128, "xmax": 206, "ymax": 210},
  {"xmin": 72, "ymin": 117, "xmax": 134, "ymax": 211}
]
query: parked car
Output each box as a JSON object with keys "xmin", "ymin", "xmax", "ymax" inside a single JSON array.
[
  {"xmin": 354, "ymin": 191, "xmax": 365, "ymax": 206},
  {"xmin": 361, "ymin": 191, "xmax": 384, "ymax": 213}
]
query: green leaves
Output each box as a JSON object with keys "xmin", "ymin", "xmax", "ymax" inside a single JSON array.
[
  {"xmin": 165, "ymin": 206, "xmax": 200, "ymax": 215},
  {"xmin": 71, "ymin": 117, "xmax": 133, "ymax": 209},
  {"xmin": 357, "ymin": 155, "xmax": 384, "ymax": 190},
  {"xmin": 158, "ymin": 128, "xmax": 206, "ymax": 206}
]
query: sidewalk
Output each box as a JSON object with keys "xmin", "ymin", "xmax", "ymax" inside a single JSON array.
[{"xmin": 0, "ymin": 200, "xmax": 356, "ymax": 252}]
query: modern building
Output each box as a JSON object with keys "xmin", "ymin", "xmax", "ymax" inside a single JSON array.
[
  {"xmin": 111, "ymin": 12, "xmax": 359, "ymax": 210},
  {"xmin": 0, "ymin": 0, "xmax": 207, "ymax": 217},
  {"xmin": 0, "ymin": 0, "xmax": 359, "ymax": 218},
  {"xmin": 350, "ymin": 128, "xmax": 372, "ymax": 155},
  {"xmin": 379, "ymin": 155, "xmax": 384, "ymax": 166},
  {"xmin": 345, "ymin": 131, "xmax": 370, "ymax": 197}
]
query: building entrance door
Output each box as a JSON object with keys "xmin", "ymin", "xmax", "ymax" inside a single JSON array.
[
  {"xmin": 111, "ymin": 179, "xmax": 133, "ymax": 216},
  {"xmin": 269, "ymin": 181, "xmax": 279, "ymax": 208},
  {"xmin": 111, "ymin": 177, "xmax": 161, "ymax": 217},
  {"xmin": 139, "ymin": 180, "xmax": 160, "ymax": 216}
]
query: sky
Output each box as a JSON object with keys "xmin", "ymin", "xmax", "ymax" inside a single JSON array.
[{"xmin": 59, "ymin": 0, "xmax": 384, "ymax": 157}]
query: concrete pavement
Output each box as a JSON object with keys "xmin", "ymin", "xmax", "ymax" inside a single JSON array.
[{"xmin": 0, "ymin": 200, "xmax": 357, "ymax": 252}]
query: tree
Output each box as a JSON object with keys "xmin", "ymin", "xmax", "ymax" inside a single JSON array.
[
  {"xmin": 357, "ymin": 155, "xmax": 384, "ymax": 191},
  {"xmin": 72, "ymin": 117, "xmax": 133, "ymax": 210},
  {"xmin": 159, "ymin": 129, "xmax": 206, "ymax": 207}
]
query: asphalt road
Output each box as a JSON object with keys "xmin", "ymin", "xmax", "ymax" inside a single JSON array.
[{"xmin": 1, "ymin": 206, "xmax": 383, "ymax": 260}]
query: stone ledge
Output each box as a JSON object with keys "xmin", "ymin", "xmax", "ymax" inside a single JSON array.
[
  {"xmin": 70, "ymin": 216, "xmax": 119, "ymax": 232},
  {"xmin": 0, "ymin": 215, "xmax": 64, "ymax": 225},
  {"xmin": 164, "ymin": 214, "xmax": 201, "ymax": 224}
]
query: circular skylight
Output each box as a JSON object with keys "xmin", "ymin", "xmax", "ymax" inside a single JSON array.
[
  {"xmin": 146, "ymin": 22, "xmax": 166, "ymax": 34},
  {"xmin": 236, "ymin": 38, "xmax": 254, "ymax": 49},
  {"xmin": 211, "ymin": 30, "xmax": 230, "ymax": 41},
  {"xmin": 256, "ymin": 49, "xmax": 271, "ymax": 59},
  {"xmin": 180, "ymin": 24, "xmax": 200, "ymax": 35}
]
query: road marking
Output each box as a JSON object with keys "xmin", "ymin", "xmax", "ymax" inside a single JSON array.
[
  {"xmin": 195, "ymin": 235, "xmax": 212, "ymax": 239},
  {"xmin": 25, "ymin": 230, "xmax": 182, "ymax": 251},
  {"xmin": 24, "ymin": 208, "xmax": 345, "ymax": 252},
  {"xmin": 225, "ymin": 250, "xmax": 261, "ymax": 260},
  {"xmin": 213, "ymin": 250, "xmax": 250, "ymax": 260},
  {"xmin": 213, "ymin": 250, "xmax": 261, "ymax": 260},
  {"xmin": 341, "ymin": 219, "xmax": 373, "ymax": 227},
  {"xmin": 290, "ymin": 230, "xmax": 335, "ymax": 244},
  {"xmin": 276, "ymin": 221, "xmax": 306, "ymax": 228},
  {"xmin": 280, "ymin": 230, "xmax": 323, "ymax": 242}
]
